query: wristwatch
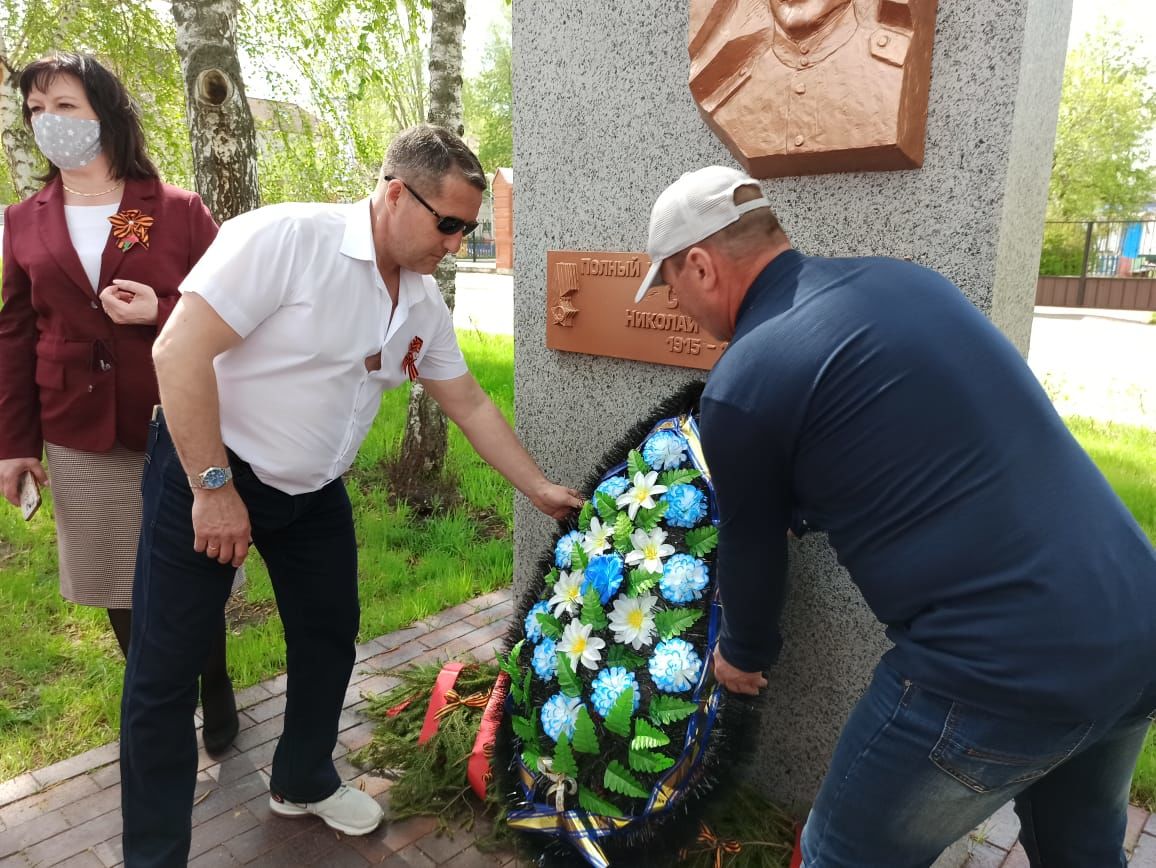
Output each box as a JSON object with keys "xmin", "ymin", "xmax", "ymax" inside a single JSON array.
[{"xmin": 188, "ymin": 466, "xmax": 233, "ymax": 490}]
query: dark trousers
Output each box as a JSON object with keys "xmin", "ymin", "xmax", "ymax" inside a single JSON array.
[{"xmin": 120, "ymin": 417, "xmax": 359, "ymax": 867}]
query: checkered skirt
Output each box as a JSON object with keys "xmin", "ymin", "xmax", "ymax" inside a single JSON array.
[{"xmin": 44, "ymin": 442, "xmax": 144, "ymax": 609}]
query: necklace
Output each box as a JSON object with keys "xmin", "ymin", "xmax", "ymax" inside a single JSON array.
[{"xmin": 61, "ymin": 180, "xmax": 123, "ymax": 198}]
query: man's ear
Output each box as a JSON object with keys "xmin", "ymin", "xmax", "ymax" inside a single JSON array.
[
  {"xmin": 381, "ymin": 177, "xmax": 404, "ymax": 211},
  {"xmin": 685, "ymin": 246, "xmax": 718, "ymax": 291}
]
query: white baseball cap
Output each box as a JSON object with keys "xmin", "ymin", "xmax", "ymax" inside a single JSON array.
[{"xmin": 634, "ymin": 166, "xmax": 770, "ymax": 303}]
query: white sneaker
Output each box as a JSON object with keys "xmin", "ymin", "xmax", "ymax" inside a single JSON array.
[{"xmin": 269, "ymin": 784, "xmax": 385, "ymax": 836}]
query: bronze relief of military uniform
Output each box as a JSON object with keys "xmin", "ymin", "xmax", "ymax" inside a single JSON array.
[{"xmin": 689, "ymin": 0, "xmax": 936, "ymax": 178}]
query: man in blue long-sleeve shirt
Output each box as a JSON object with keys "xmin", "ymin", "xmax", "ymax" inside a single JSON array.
[{"xmin": 635, "ymin": 166, "xmax": 1156, "ymax": 867}]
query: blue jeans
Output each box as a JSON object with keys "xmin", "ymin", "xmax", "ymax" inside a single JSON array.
[
  {"xmin": 120, "ymin": 417, "xmax": 359, "ymax": 867},
  {"xmin": 801, "ymin": 662, "xmax": 1156, "ymax": 867}
]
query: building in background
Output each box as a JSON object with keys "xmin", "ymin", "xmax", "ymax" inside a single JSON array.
[{"xmin": 493, "ymin": 167, "xmax": 513, "ymax": 271}]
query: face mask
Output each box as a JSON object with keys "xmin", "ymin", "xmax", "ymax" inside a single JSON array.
[{"xmin": 30, "ymin": 112, "xmax": 102, "ymax": 170}]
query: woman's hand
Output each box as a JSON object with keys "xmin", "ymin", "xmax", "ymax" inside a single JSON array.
[
  {"xmin": 99, "ymin": 279, "xmax": 158, "ymax": 325},
  {"xmin": 0, "ymin": 457, "xmax": 48, "ymax": 506}
]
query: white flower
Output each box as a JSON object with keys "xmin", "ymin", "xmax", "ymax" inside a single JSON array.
[
  {"xmin": 615, "ymin": 471, "xmax": 668, "ymax": 520},
  {"xmin": 582, "ymin": 517, "xmax": 614, "ymax": 556},
  {"xmin": 548, "ymin": 569, "xmax": 585, "ymax": 618},
  {"xmin": 625, "ymin": 527, "xmax": 675, "ymax": 575},
  {"xmin": 608, "ymin": 593, "xmax": 658, "ymax": 650},
  {"xmin": 557, "ymin": 620, "xmax": 606, "ymax": 671}
]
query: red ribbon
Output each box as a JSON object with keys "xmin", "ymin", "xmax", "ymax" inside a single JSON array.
[
  {"xmin": 384, "ymin": 697, "xmax": 413, "ymax": 718},
  {"xmin": 790, "ymin": 824, "xmax": 803, "ymax": 868},
  {"xmin": 402, "ymin": 336, "xmax": 423, "ymax": 381},
  {"xmin": 418, "ymin": 661, "xmax": 465, "ymax": 744},
  {"xmin": 467, "ymin": 671, "xmax": 510, "ymax": 799}
]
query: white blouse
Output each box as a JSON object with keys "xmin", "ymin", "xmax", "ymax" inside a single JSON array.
[{"xmin": 64, "ymin": 202, "xmax": 120, "ymax": 292}]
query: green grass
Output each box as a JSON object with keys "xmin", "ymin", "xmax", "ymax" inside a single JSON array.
[
  {"xmin": 0, "ymin": 339, "xmax": 1154, "ymax": 813},
  {"xmin": 1065, "ymin": 416, "xmax": 1156, "ymax": 809},
  {"xmin": 0, "ymin": 330, "xmax": 519, "ymax": 780}
]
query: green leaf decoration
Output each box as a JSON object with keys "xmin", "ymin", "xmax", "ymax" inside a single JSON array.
[
  {"xmin": 571, "ymin": 706, "xmax": 600, "ymax": 754},
  {"xmin": 654, "ymin": 607, "xmax": 703, "ymax": 641},
  {"xmin": 626, "ymin": 568, "xmax": 662, "ymax": 597},
  {"xmin": 512, "ymin": 714, "xmax": 537, "ymax": 743},
  {"xmin": 628, "ymin": 748, "xmax": 676, "ymax": 774},
  {"xmin": 509, "ymin": 639, "xmax": 525, "ymax": 664},
  {"xmin": 607, "ymin": 644, "xmax": 647, "ymax": 671},
  {"xmin": 685, "ymin": 526, "xmax": 719, "ymax": 557},
  {"xmin": 545, "ymin": 567, "xmax": 560, "ymax": 588},
  {"xmin": 578, "ymin": 501, "xmax": 594, "ymax": 531},
  {"xmin": 649, "ymin": 695, "xmax": 698, "ymax": 725},
  {"xmin": 659, "ymin": 468, "xmax": 702, "ymax": 487},
  {"xmin": 509, "ymin": 672, "xmax": 525, "ymax": 706},
  {"xmin": 497, "ymin": 639, "xmax": 525, "ymax": 680},
  {"xmin": 522, "ymin": 745, "xmax": 541, "ymax": 773},
  {"xmin": 537, "ymin": 611, "xmax": 563, "ymax": 640},
  {"xmin": 595, "ymin": 491, "xmax": 619, "ymax": 520},
  {"xmin": 613, "ymin": 512, "xmax": 634, "ymax": 553},
  {"xmin": 552, "ymin": 731, "xmax": 579, "ymax": 778},
  {"xmin": 632, "ymin": 718, "xmax": 671, "ymax": 750},
  {"xmin": 579, "ymin": 587, "xmax": 609, "ymax": 630},
  {"xmin": 635, "ymin": 500, "xmax": 669, "ymax": 531},
  {"xmin": 603, "ymin": 686, "xmax": 635, "ymax": 738},
  {"xmin": 571, "ymin": 541, "xmax": 590, "ymax": 571},
  {"xmin": 627, "ymin": 449, "xmax": 650, "ymax": 479},
  {"xmin": 556, "ymin": 650, "xmax": 582, "ymax": 698},
  {"xmin": 578, "ymin": 786, "xmax": 625, "ymax": 818},
  {"xmin": 521, "ymin": 670, "xmax": 534, "ymax": 715},
  {"xmin": 604, "ymin": 760, "xmax": 649, "ymax": 799}
]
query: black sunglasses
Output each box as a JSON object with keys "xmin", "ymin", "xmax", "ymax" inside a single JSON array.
[{"xmin": 384, "ymin": 175, "xmax": 479, "ymax": 236}]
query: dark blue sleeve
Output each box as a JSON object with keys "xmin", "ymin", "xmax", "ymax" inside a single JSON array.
[{"xmin": 701, "ymin": 393, "xmax": 791, "ymax": 672}]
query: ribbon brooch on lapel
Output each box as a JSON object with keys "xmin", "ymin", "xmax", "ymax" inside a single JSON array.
[
  {"xmin": 108, "ymin": 209, "xmax": 153, "ymax": 252},
  {"xmin": 402, "ymin": 336, "xmax": 424, "ymax": 381}
]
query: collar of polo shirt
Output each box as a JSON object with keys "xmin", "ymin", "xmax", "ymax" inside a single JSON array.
[{"xmin": 340, "ymin": 198, "xmax": 429, "ymax": 310}]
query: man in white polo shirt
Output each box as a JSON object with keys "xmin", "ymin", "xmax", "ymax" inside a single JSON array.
[{"xmin": 119, "ymin": 125, "xmax": 581, "ymax": 867}]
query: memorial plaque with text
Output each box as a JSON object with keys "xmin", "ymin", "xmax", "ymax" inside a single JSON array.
[{"xmin": 545, "ymin": 251, "xmax": 726, "ymax": 371}]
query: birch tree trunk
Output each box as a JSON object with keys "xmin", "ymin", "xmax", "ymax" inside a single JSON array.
[
  {"xmin": 171, "ymin": 0, "xmax": 259, "ymax": 222},
  {"xmin": 0, "ymin": 43, "xmax": 42, "ymax": 200},
  {"xmin": 392, "ymin": 0, "xmax": 467, "ymax": 508}
]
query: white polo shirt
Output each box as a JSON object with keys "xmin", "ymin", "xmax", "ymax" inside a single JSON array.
[{"xmin": 180, "ymin": 199, "xmax": 468, "ymax": 495}]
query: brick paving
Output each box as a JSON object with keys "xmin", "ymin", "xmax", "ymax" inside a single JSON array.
[
  {"xmin": 0, "ymin": 589, "xmax": 520, "ymax": 868},
  {"xmin": 960, "ymin": 786, "xmax": 1154, "ymax": 866},
  {"xmin": 1, "ymin": 586, "xmax": 1152, "ymax": 867}
]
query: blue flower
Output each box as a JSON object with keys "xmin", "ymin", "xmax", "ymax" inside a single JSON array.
[
  {"xmin": 642, "ymin": 431, "xmax": 688, "ymax": 471},
  {"xmin": 659, "ymin": 553, "xmax": 710, "ymax": 604},
  {"xmin": 582, "ymin": 554, "xmax": 624, "ymax": 605},
  {"xmin": 524, "ymin": 601, "xmax": 551, "ymax": 643},
  {"xmin": 662, "ymin": 484, "xmax": 708, "ymax": 529},
  {"xmin": 595, "ymin": 475, "xmax": 630, "ymax": 499},
  {"xmin": 532, "ymin": 638, "xmax": 558, "ymax": 681},
  {"xmin": 590, "ymin": 667, "xmax": 641, "ymax": 718},
  {"xmin": 649, "ymin": 638, "xmax": 703, "ymax": 693},
  {"xmin": 541, "ymin": 693, "xmax": 583, "ymax": 742},
  {"xmin": 554, "ymin": 530, "xmax": 584, "ymax": 568}
]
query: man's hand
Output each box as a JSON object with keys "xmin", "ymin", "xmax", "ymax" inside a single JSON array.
[
  {"xmin": 0, "ymin": 457, "xmax": 47, "ymax": 506},
  {"xmin": 712, "ymin": 646, "xmax": 768, "ymax": 696},
  {"xmin": 529, "ymin": 480, "xmax": 582, "ymax": 520},
  {"xmin": 100, "ymin": 279, "xmax": 159, "ymax": 325},
  {"xmin": 191, "ymin": 486, "xmax": 252, "ymax": 567}
]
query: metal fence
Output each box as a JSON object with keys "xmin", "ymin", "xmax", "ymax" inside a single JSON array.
[
  {"xmin": 1037, "ymin": 220, "xmax": 1156, "ymax": 310},
  {"xmin": 1041, "ymin": 220, "xmax": 1156, "ymax": 278}
]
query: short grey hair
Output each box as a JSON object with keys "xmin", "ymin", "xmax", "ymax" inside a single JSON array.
[{"xmin": 380, "ymin": 124, "xmax": 486, "ymax": 194}]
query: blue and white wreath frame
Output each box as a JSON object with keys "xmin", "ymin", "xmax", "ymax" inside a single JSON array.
[{"xmin": 498, "ymin": 396, "xmax": 731, "ymax": 868}]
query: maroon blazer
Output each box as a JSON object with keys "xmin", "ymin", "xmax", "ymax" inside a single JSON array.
[{"xmin": 0, "ymin": 176, "xmax": 218, "ymax": 457}]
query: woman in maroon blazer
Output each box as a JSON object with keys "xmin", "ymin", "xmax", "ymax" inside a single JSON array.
[{"xmin": 0, "ymin": 53, "xmax": 238, "ymax": 754}]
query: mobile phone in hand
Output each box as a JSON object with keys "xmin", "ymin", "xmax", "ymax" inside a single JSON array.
[{"xmin": 19, "ymin": 471, "xmax": 41, "ymax": 521}]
